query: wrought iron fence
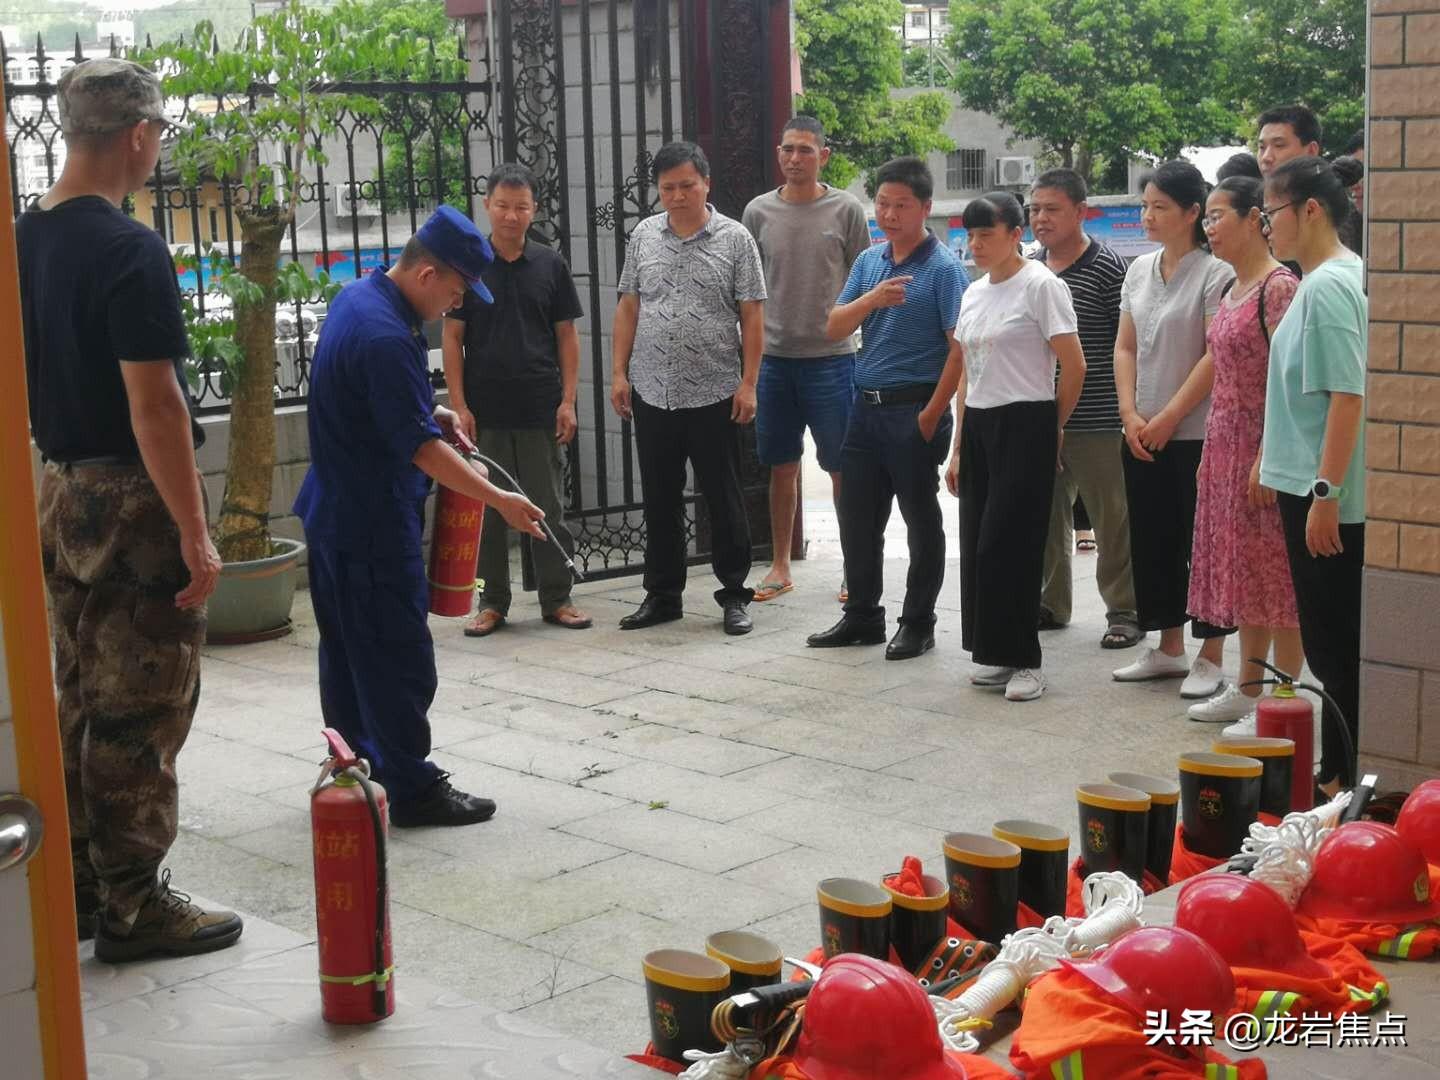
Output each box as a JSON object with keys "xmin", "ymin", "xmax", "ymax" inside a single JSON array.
[
  {"xmin": 3, "ymin": 30, "xmax": 498, "ymax": 413},
  {"xmin": 4, "ymin": 0, "xmax": 779, "ymax": 581}
]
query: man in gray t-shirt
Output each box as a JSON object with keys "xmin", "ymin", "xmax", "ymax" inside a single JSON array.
[{"xmin": 742, "ymin": 116, "xmax": 872, "ymax": 603}]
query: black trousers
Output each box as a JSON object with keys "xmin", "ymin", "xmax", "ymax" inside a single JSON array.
[
  {"xmin": 839, "ymin": 394, "xmax": 953, "ymax": 629},
  {"xmin": 959, "ymin": 400, "xmax": 1058, "ymax": 669},
  {"xmin": 633, "ymin": 391, "xmax": 753, "ymax": 607},
  {"xmin": 1121, "ymin": 439, "xmax": 1231, "ymax": 638},
  {"xmin": 1277, "ymin": 492, "xmax": 1364, "ymax": 787}
]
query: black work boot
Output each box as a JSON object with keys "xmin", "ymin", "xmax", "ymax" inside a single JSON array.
[
  {"xmin": 390, "ymin": 775, "xmax": 497, "ymax": 828},
  {"xmin": 94, "ymin": 870, "xmax": 244, "ymax": 963}
]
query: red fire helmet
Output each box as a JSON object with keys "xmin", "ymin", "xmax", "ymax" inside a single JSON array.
[
  {"xmin": 1175, "ymin": 873, "xmax": 1330, "ymax": 982},
  {"xmin": 1298, "ymin": 821, "xmax": 1440, "ymax": 925},
  {"xmin": 792, "ymin": 954, "xmax": 968, "ymax": 1080},
  {"xmin": 1395, "ymin": 779, "xmax": 1440, "ymax": 868},
  {"xmin": 1059, "ymin": 926, "xmax": 1234, "ymax": 1021}
]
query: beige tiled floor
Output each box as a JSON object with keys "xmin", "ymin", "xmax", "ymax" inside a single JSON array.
[
  {"xmin": 79, "ymin": 911, "xmax": 657, "ymax": 1079},
  {"xmin": 148, "ymin": 495, "xmax": 1318, "ymax": 1063}
]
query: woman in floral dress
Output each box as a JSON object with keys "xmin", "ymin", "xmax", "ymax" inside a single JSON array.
[{"xmin": 1186, "ymin": 175, "xmax": 1302, "ymax": 727}]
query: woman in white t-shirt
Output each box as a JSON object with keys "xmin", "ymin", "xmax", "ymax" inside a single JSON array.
[
  {"xmin": 944, "ymin": 192, "xmax": 1086, "ymax": 702},
  {"xmin": 1111, "ymin": 160, "xmax": 1236, "ymax": 701}
]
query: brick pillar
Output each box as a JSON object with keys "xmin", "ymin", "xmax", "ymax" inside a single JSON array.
[{"xmin": 1361, "ymin": 0, "xmax": 1440, "ymax": 789}]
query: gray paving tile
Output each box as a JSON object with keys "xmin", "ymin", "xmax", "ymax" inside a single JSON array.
[
  {"xmin": 395, "ymin": 914, "xmax": 609, "ymax": 1011},
  {"xmin": 526, "ymin": 906, "xmax": 689, "ymax": 982},
  {"xmin": 561, "ymin": 803, "xmax": 796, "ymax": 874},
  {"xmin": 611, "ymin": 660, "xmax": 783, "ymax": 703},
  {"xmin": 728, "ymin": 714, "xmax": 939, "ymax": 770},
  {"xmin": 583, "ymin": 723, "xmax": 789, "ymax": 776},
  {"xmin": 516, "ymin": 975, "xmax": 652, "ymax": 1059},
  {"xmin": 723, "ymin": 755, "xmax": 934, "ymax": 815},
  {"xmin": 470, "ymin": 694, "xmax": 652, "ymax": 741},
  {"xmin": 399, "ymin": 861, "xmax": 618, "ymax": 940},
  {"xmin": 393, "ymin": 809, "xmax": 625, "ymax": 877},
  {"xmin": 593, "ymin": 689, "xmax": 780, "ymax": 737},
  {"xmin": 471, "ymin": 664, "xmax": 638, "ymax": 708},
  {"xmin": 546, "ymin": 852, "xmax": 796, "ymax": 930},
  {"xmin": 439, "ymin": 730, "xmax": 636, "ymax": 785},
  {"xmin": 577, "ymin": 760, "xmax": 795, "ymax": 823},
  {"xmin": 405, "ymin": 758, "xmax": 631, "ymax": 829}
]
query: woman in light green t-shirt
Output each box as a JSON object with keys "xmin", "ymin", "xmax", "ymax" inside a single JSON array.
[{"xmin": 1258, "ymin": 153, "xmax": 1367, "ymax": 795}]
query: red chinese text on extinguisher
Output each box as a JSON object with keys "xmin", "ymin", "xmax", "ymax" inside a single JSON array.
[
  {"xmin": 311, "ymin": 728, "xmax": 394, "ymax": 1023},
  {"xmin": 427, "ymin": 428, "xmax": 487, "ymax": 617}
]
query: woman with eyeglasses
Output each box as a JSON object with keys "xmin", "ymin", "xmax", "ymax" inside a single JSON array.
[
  {"xmin": 1258, "ymin": 154, "xmax": 1367, "ymax": 797},
  {"xmin": 1184, "ymin": 176, "xmax": 1303, "ymax": 729},
  {"xmin": 1112, "ymin": 160, "xmax": 1236, "ymax": 700},
  {"xmin": 945, "ymin": 191, "xmax": 1086, "ymax": 702}
]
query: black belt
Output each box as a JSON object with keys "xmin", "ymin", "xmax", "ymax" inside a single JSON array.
[
  {"xmin": 48, "ymin": 454, "xmax": 140, "ymax": 468},
  {"xmin": 857, "ymin": 383, "xmax": 936, "ymax": 406}
]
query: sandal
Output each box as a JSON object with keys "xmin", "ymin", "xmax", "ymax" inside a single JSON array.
[
  {"xmin": 463, "ymin": 609, "xmax": 506, "ymax": 637},
  {"xmin": 1100, "ymin": 622, "xmax": 1143, "ymax": 650},
  {"xmin": 543, "ymin": 605, "xmax": 593, "ymax": 629},
  {"xmin": 751, "ymin": 580, "xmax": 794, "ymax": 602}
]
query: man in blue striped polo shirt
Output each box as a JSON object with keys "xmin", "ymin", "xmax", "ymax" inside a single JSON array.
[{"xmin": 807, "ymin": 156, "xmax": 969, "ymax": 659}]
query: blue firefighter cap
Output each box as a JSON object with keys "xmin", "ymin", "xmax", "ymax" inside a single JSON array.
[{"xmin": 415, "ymin": 205, "xmax": 496, "ymax": 304}]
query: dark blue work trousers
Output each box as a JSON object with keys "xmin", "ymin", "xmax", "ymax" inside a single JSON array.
[
  {"xmin": 308, "ymin": 542, "xmax": 442, "ymax": 807},
  {"xmin": 839, "ymin": 394, "xmax": 953, "ymax": 630}
]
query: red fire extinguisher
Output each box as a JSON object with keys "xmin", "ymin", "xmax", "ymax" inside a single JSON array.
[
  {"xmin": 427, "ymin": 482, "xmax": 486, "ymax": 617},
  {"xmin": 312, "ymin": 728, "xmax": 394, "ymax": 1024},
  {"xmin": 1245, "ymin": 659, "xmax": 1357, "ymax": 814},
  {"xmin": 427, "ymin": 429, "xmax": 487, "ymax": 617}
]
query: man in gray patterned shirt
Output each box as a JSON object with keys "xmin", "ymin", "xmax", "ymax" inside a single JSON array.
[{"xmin": 610, "ymin": 141, "xmax": 767, "ymax": 635}]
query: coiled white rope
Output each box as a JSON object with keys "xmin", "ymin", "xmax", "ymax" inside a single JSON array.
[
  {"xmin": 933, "ymin": 871, "xmax": 1146, "ymax": 1053},
  {"xmin": 1243, "ymin": 791, "xmax": 1352, "ymax": 906},
  {"xmin": 677, "ymin": 1046, "xmax": 753, "ymax": 1080}
]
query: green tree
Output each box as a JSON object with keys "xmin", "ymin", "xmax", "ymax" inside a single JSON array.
[
  {"xmin": 947, "ymin": 0, "xmax": 1239, "ymax": 185},
  {"xmin": 794, "ymin": 0, "xmax": 952, "ymax": 192},
  {"xmin": 142, "ymin": 0, "xmax": 443, "ymax": 562},
  {"xmin": 345, "ymin": 0, "xmax": 470, "ymax": 211},
  {"xmin": 1227, "ymin": 0, "xmax": 1365, "ymax": 155}
]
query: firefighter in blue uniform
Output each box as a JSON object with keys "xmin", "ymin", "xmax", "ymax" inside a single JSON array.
[{"xmin": 295, "ymin": 206, "xmax": 546, "ymax": 828}]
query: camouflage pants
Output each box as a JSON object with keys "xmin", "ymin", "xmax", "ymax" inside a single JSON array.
[{"xmin": 38, "ymin": 462, "xmax": 205, "ymax": 917}]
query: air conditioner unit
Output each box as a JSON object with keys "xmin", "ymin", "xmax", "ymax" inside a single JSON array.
[
  {"xmin": 334, "ymin": 182, "xmax": 381, "ymax": 218},
  {"xmin": 994, "ymin": 156, "xmax": 1036, "ymax": 187}
]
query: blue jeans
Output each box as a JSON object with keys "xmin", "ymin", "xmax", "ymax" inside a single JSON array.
[{"xmin": 755, "ymin": 354, "xmax": 856, "ymax": 473}]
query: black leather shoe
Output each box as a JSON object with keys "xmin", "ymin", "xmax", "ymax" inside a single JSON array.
[
  {"xmin": 886, "ymin": 624, "xmax": 935, "ymax": 661},
  {"xmin": 722, "ymin": 601, "xmax": 752, "ymax": 636},
  {"xmin": 807, "ymin": 616, "xmax": 887, "ymax": 648},
  {"xmin": 391, "ymin": 777, "xmax": 497, "ymax": 828},
  {"xmin": 619, "ymin": 594, "xmax": 684, "ymax": 630}
]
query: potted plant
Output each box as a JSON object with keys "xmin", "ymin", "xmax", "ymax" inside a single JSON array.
[{"xmin": 145, "ymin": 0, "xmax": 402, "ymax": 641}]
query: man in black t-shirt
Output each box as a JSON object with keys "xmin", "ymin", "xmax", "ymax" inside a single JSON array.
[
  {"xmin": 17, "ymin": 58, "xmax": 243, "ymax": 962},
  {"xmin": 442, "ymin": 163, "xmax": 590, "ymax": 635}
]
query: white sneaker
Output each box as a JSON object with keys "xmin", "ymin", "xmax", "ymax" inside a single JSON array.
[
  {"xmin": 1188, "ymin": 684, "xmax": 1255, "ymax": 723},
  {"xmin": 1221, "ymin": 711, "xmax": 1257, "ymax": 737},
  {"xmin": 1005, "ymin": 669, "xmax": 1045, "ymax": 701},
  {"xmin": 971, "ymin": 664, "xmax": 1015, "ymax": 687},
  {"xmin": 1181, "ymin": 658, "xmax": 1225, "ymax": 699},
  {"xmin": 1112, "ymin": 648, "xmax": 1190, "ymax": 683}
]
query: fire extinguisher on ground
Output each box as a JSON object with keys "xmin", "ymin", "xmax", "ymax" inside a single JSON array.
[
  {"xmin": 311, "ymin": 728, "xmax": 394, "ymax": 1023},
  {"xmin": 1243, "ymin": 659, "xmax": 1359, "ymax": 814}
]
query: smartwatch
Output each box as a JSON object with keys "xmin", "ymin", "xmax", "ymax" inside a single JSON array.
[{"xmin": 1310, "ymin": 478, "xmax": 1343, "ymax": 501}]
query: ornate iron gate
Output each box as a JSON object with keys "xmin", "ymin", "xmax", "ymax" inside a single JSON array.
[{"xmin": 3, "ymin": 0, "xmax": 789, "ymax": 582}]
